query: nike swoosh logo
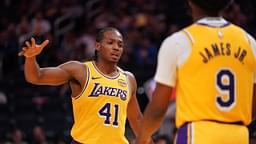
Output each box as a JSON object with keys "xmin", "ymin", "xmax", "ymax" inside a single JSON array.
[{"xmin": 91, "ymin": 77, "xmax": 101, "ymax": 80}]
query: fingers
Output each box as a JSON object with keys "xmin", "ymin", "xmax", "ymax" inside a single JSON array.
[
  {"xmin": 31, "ymin": 37, "xmax": 36, "ymax": 46},
  {"xmin": 22, "ymin": 47, "xmax": 28, "ymax": 51},
  {"xmin": 18, "ymin": 47, "xmax": 28, "ymax": 56},
  {"xmin": 41, "ymin": 40, "xmax": 49, "ymax": 48},
  {"xmin": 18, "ymin": 51, "xmax": 24, "ymax": 56},
  {"xmin": 25, "ymin": 41, "xmax": 31, "ymax": 48},
  {"xmin": 26, "ymin": 38, "xmax": 49, "ymax": 48},
  {"xmin": 19, "ymin": 38, "xmax": 50, "ymax": 57}
]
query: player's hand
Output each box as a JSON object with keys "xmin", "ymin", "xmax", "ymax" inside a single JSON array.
[{"xmin": 18, "ymin": 37, "xmax": 49, "ymax": 58}]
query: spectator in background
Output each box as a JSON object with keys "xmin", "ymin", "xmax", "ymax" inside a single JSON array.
[
  {"xmin": 76, "ymin": 29, "xmax": 96, "ymax": 60},
  {"xmin": 133, "ymin": 37, "xmax": 157, "ymax": 67},
  {"xmin": 31, "ymin": 11, "xmax": 51, "ymax": 35},
  {"xmin": 5, "ymin": 129, "xmax": 28, "ymax": 144},
  {"xmin": 0, "ymin": 92, "xmax": 7, "ymax": 104},
  {"xmin": 16, "ymin": 15, "xmax": 31, "ymax": 47},
  {"xmin": 32, "ymin": 126, "xmax": 48, "ymax": 144},
  {"xmin": 16, "ymin": 15, "xmax": 30, "ymax": 37}
]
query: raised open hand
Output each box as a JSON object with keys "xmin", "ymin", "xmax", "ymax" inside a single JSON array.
[{"xmin": 18, "ymin": 37, "xmax": 49, "ymax": 58}]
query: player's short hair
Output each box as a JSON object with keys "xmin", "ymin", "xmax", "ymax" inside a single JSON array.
[
  {"xmin": 95, "ymin": 27, "xmax": 120, "ymax": 42},
  {"xmin": 190, "ymin": 0, "xmax": 233, "ymax": 16}
]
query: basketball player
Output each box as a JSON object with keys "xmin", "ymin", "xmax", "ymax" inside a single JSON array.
[
  {"xmin": 19, "ymin": 27, "xmax": 143, "ymax": 144},
  {"xmin": 136, "ymin": 0, "xmax": 256, "ymax": 143}
]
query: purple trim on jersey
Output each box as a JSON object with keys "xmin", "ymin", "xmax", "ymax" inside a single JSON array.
[
  {"xmin": 176, "ymin": 123, "xmax": 188, "ymax": 144},
  {"xmin": 74, "ymin": 66, "xmax": 90, "ymax": 100},
  {"xmin": 196, "ymin": 22, "xmax": 231, "ymax": 28},
  {"xmin": 92, "ymin": 61, "xmax": 120, "ymax": 80},
  {"xmin": 71, "ymin": 140, "xmax": 81, "ymax": 144}
]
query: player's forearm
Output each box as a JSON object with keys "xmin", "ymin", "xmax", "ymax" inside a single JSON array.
[
  {"xmin": 137, "ymin": 104, "xmax": 166, "ymax": 143},
  {"xmin": 24, "ymin": 56, "xmax": 42, "ymax": 84},
  {"xmin": 129, "ymin": 113, "xmax": 143, "ymax": 137},
  {"xmin": 127, "ymin": 98, "xmax": 144, "ymax": 137}
]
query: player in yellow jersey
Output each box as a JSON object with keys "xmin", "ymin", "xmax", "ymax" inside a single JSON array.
[
  {"xmin": 136, "ymin": 0, "xmax": 256, "ymax": 144},
  {"xmin": 18, "ymin": 27, "xmax": 143, "ymax": 144}
]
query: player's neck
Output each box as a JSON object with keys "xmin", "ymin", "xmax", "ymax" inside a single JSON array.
[
  {"xmin": 192, "ymin": 9, "xmax": 208, "ymax": 22},
  {"xmin": 93, "ymin": 60, "xmax": 118, "ymax": 77},
  {"xmin": 190, "ymin": 3, "xmax": 220, "ymax": 22}
]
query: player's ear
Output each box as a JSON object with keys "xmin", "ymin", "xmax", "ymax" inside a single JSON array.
[{"xmin": 95, "ymin": 42, "xmax": 101, "ymax": 51}]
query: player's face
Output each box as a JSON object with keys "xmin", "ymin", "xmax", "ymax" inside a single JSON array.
[{"xmin": 97, "ymin": 30, "xmax": 124, "ymax": 63}]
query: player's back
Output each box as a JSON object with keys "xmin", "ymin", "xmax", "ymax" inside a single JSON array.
[
  {"xmin": 70, "ymin": 61, "xmax": 130, "ymax": 144},
  {"xmin": 176, "ymin": 22, "xmax": 256, "ymax": 128}
]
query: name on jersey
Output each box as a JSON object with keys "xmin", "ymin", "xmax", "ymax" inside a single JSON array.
[
  {"xmin": 199, "ymin": 42, "xmax": 247, "ymax": 64},
  {"xmin": 89, "ymin": 83, "xmax": 127, "ymax": 101}
]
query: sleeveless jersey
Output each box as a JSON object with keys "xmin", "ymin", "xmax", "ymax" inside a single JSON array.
[
  {"xmin": 176, "ymin": 23, "xmax": 256, "ymax": 128},
  {"xmin": 71, "ymin": 61, "xmax": 130, "ymax": 144}
]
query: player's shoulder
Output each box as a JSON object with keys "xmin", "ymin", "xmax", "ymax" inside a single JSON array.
[
  {"xmin": 58, "ymin": 60, "xmax": 88, "ymax": 71},
  {"xmin": 120, "ymin": 69, "xmax": 136, "ymax": 82},
  {"xmin": 62, "ymin": 60, "xmax": 86, "ymax": 66},
  {"xmin": 159, "ymin": 30, "xmax": 190, "ymax": 55},
  {"xmin": 123, "ymin": 71, "xmax": 137, "ymax": 91},
  {"xmin": 243, "ymin": 31, "xmax": 256, "ymax": 43},
  {"xmin": 64, "ymin": 60, "xmax": 84, "ymax": 65},
  {"xmin": 124, "ymin": 71, "xmax": 135, "ymax": 79},
  {"xmin": 117, "ymin": 67, "xmax": 133, "ymax": 78},
  {"xmin": 230, "ymin": 25, "xmax": 256, "ymax": 51},
  {"xmin": 162, "ymin": 30, "xmax": 188, "ymax": 45}
]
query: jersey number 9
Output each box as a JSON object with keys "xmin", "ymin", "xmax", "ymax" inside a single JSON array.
[{"xmin": 216, "ymin": 69, "xmax": 236, "ymax": 111}]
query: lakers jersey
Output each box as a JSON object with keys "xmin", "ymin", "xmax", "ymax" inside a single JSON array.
[
  {"xmin": 71, "ymin": 61, "xmax": 130, "ymax": 144},
  {"xmin": 176, "ymin": 23, "xmax": 256, "ymax": 128}
]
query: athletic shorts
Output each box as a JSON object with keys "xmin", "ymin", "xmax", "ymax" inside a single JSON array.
[{"xmin": 174, "ymin": 121, "xmax": 249, "ymax": 144}]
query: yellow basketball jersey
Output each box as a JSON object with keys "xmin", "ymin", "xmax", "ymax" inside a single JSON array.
[
  {"xmin": 71, "ymin": 61, "xmax": 130, "ymax": 144},
  {"xmin": 176, "ymin": 23, "xmax": 256, "ymax": 128}
]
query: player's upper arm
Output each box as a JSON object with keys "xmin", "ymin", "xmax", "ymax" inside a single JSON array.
[
  {"xmin": 246, "ymin": 33, "xmax": 256, "ymax": 120},
  {"xmin": 246, "ymin": 33, "xmax": 256, "ymax": 83},
  {"xmin": 154, "ymin": 31, "xmax": 191, "ymax": 87},
  {"xmin": 37, "ymin": 61, "xmax": 83, "ymax": 86},
  {"xmin": 125, "ymin": 71, "xmax": 137, "ymax": 97}
]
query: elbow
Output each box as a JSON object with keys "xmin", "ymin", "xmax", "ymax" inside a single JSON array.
[
  {"xmin": 24, "ymin": 71, "xmax": 42, "ymax": 84},
  {"xmin": 25, "ymin": 78, "xmax": 36, "ymax": 84},
  {"xmin": 25, "ymin": 76, "xmax": 39, "ymax": 84}
]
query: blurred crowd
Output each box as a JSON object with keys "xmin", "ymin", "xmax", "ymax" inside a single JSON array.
[{"xmin": 0, "ymin": 0, "xmax": 256, "ymax": 143}]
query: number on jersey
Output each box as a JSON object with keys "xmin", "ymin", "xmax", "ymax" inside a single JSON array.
[
  {"xmin": 216, "ymin": 69, "xmax": 236, "ymax": 111},
  {"xmin": 98, "ymin": 103, "xmax": 119, "ymax": 127}
]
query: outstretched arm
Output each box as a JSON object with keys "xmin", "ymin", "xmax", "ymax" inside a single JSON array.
[
  {"xmin": 136, "ymin": 83, "xmax": 173, "ymax": 144},
  {"xmin": 126, "ymin": 72, "xmax": 143, "ymax": 136},
  {"xmin": 19, "ymin": 38, "xmax": 74, "ymax": 86}
]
